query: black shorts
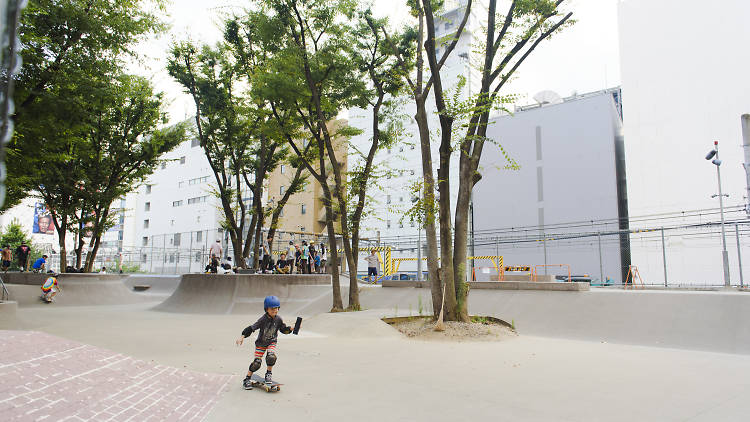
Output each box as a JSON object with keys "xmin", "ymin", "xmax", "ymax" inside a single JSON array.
[
  {"xmin": 2, "ymin": 260, "xmax": 9, "ymax": 267},
  {"xmin": 368, "ymin": 267, "xmax": 378, "ymax": 276}
]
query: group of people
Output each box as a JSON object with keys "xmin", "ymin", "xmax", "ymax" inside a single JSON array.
[
  {"xmin": 204, "ymin": 237, "xmax": 327, "ymax": 275},
  {"xmin": 0, "ymin": 243, "xmax": 33, "ymax": 272},
  {"xmin": 267, "ymin": 239, "xmax": 327, "ymax": 274}
]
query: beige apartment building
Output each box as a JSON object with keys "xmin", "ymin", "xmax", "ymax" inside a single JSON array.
[{"xmin": 266, "ymin": 120, "xmax": 348, "ymax": 240}]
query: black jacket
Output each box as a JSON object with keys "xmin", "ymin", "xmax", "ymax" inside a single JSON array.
[{"xmin": 242, "ymin": 313, "xmax": 292, "ymax": 347}]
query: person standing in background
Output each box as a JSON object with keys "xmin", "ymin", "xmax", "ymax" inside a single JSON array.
[
  {"xmin": 16, "ymin": 242, "xmax": 30, "ymax": 272},
  {"xmin": 319, "ymin": 244, "xmax": 327, "ymax": 274}
]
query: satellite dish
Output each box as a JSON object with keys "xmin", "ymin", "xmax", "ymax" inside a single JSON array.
[{"xmin": 533, "ymin": 90, "xmax": 563, "ymax": 105}]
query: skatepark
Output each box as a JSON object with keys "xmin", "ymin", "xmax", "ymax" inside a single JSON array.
[{"xmin": 2, "ymin": 273, "xmax": 750, "ymax": 421}]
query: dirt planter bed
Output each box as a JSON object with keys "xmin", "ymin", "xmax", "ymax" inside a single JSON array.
[{"xmin": 382, "ymin": 315, "xmax": 518, "ymax": 341}]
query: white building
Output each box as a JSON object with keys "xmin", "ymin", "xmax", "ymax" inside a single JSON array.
[
  {"xmin": 618, "ymin": 0, "xmax": 750, "ymax": 285},
  {"xmin": 126, "ymin": 135, "xmax": 246, "ymax": 273}
]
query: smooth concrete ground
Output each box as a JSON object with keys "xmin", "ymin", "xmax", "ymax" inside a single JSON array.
[{"xmin": 5, "ymin": 300, "xmax": 750, "ymax": 422}]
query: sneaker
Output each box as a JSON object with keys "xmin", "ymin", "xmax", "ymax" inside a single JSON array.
[
  {"xmin": 264, "ymin": 372, "xmax": 273, "ymax": 385},
  {"xmin": 243, "ymin": 376, "xmax": 253, "ymax": 390}
]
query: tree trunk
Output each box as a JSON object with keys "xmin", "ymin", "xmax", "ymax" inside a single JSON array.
[
  {"xmin": 245, "ymin": 204, "xmax": 259, "ymax": 266},
  {"xmin": 50, "ymin": 212, "xmax": 68, "ymax": 272},
  {"xmin": 75, "ymin": 227, "xmax": 85, "ymax": 269},
  {"xmin": 84, "ymin": 234, "xmax": 103, "ymax": 273},
  {"xmin": 437, "ymin": 140, "xmax": 460, "ymax": 321},
  {"xmin": 453, "ymin": 162, "xmax": 472, "ymax": 322},
  {"xmin": 322, "ymin": 189, "xmax": 344, "ymax": 311},
  {"xmin": 326, "ymin": 144, "xmax": 359, "ymax": 310},
  {"xmin": 84, "ymin": 208, "xmax": 110, "ymax": 272},
  {"xmin": 414, "ymin": 100, "xmax": 442, "ymax": 317}
]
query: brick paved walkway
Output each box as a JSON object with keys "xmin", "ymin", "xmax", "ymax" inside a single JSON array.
[{"xmin": 0, "ymin": 331, "xmax": 232, "ymax": 422}]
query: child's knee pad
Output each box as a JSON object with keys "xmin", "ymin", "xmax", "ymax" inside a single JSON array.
[
  {"xmin": 265, "ymin": 352, "xmax": 277, "ymax": 366},
  {"xmin": 249, "ymin": 358, "xmax": 262, "ymax": 372}
]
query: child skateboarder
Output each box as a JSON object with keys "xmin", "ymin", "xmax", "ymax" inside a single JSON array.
[
  {"xmin": 236, "ymin": 295, "xmax": 293, "ymax": 389},
  {"xmin": 41, "ymin": 274, "xmax": 61, "ymax": 303}
]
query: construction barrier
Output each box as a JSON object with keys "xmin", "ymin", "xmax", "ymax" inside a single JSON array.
[
  {"xmin": 501, "ymin": 264, "xmax": 534, "ymax": 281},
  {"xmin": 624, "ymin": 265, "xmax": 645, "ymax": 289}
]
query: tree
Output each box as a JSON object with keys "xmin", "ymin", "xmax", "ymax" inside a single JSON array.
[
  {"xmin": 344, "ymin": 9, "xmax": 412, "ymax": 303},
  {"xmin": 5, "ymin": 0, "xmax": 168, "ymax": 270},
  {"xmin": 77, "ymin": 74, "xmax": 187, "ymax": 272},
  {"xmin": 391, "ymin": 0, "xmax": 573, "ymax": 321},
  {"xmin": 168, "ymin": 42, "xmax": 257, "ymax": 267},
  {"xmin": 233, "ymin": 0, "xmax": 377, "ymax": 311}
]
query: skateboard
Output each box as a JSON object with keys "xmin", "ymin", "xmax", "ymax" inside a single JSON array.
[
  {"xmin": 39, "ymin": 294, "xmax": 52, "ymax": 303},
  {"xmin": 250, "ymin": 373, "xmax": 282, "ymax": 392}
]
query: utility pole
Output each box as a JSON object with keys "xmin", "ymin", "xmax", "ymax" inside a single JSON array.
[{"xmin": 706, "ymin": 141, "xmax": 731, "ymax": 287}]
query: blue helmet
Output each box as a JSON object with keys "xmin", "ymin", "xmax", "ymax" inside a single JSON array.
[{"xmin": 264, "ymin": 295, "xmax": 281, "ymax": 310}]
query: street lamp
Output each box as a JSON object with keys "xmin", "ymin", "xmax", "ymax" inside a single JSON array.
[{"xmin": 705, "ymin": 140, "xmax": 731, "ymax": 287}]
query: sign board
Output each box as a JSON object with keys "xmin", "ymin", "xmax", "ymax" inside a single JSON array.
[{"xmin": 504, "ymin": 266, "xmax": 531, "ymax": 272}]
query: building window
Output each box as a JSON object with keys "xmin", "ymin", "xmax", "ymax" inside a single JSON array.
[
  {"xmin": 188, "ymin": 196, "xmax": 207, "ymax": 204},
  {"xmin": 280, "ymin": 185, "xmax": 286, "ymax": 195},
  {"xmin": 196, "ymin": 231, "xmax": 203, "ymax": 242},
  {"xmin": 142, "ymin": 236, "xmax": 148, "ymax": 246},
  {"xmin": 399, "ymin": 222, "xmax": 404, "ymax": 228},
  {"xmin": 174, "ymin": 233, "xmax": 181, "ymax": 247},
  {"xmin": 411, "ymin": 145, "xmax": 415, "ymax": 150},
  {"xmin": 387, "ymin": 220, "xmax": 391, "ymax": 229},
  {"xmin": 141, "ymin": 254, "xmax": 148, "ymax": 263},
  {"xmin": 145, "ymin": 202, "xmax": 150, "ymax": 212},
  {"xmin": 301, "ymin": 204, "xmax": 307, "ymax": 214},
  {"xmin": 143, "ymin": 219, "xmax": 149, "ymax": 229},
  {"xmin": 180, "ymin": 156, "xmax": 186, "ymax": 164},
  {"xmin": 173, "ymin": 200, "xmax": 183, "ymax": 207},
  {"xmin": 161, "ymin": 163, "xmax": 166, "ymax": 169},
  {"xmin": 399, "ymin": 146, "xmax": 404, "ymax": 152},
  {"xmin": 146, "ymin": 185, "xmax": 152, "ymax": 194},
  {"xmin": 170, "ymin": 219, "xmax": 175, "ymax": 226},
  {"xmin": 191, "ymin": 138, "xmax": 200, "ymax": 147},
  {"xmin": 300, "ymin": 227, "xmax": 305, "ymax": 232},
  {"xmin": 445, "ymin": 22, "xmax": 453, "ymax": 31},
  {"xmin": 387, "ymin": 148, "xmax": 391, "ymax": 154},
  {"xmin": 280, "ymin": 209, "xmax": 284, "ymax": 217},
  {"xmin": 178, "ymin": 181, "xmax": 185, "ymax": 188},
  {"xmin": 410, "ymin": 221, "xmax": 415, "ymax": 228},
  {"xmin": 387, "ymin": 195, "xmax": 391, "ymax": 204},
  {"xmin": 399, "ymin": 197, "xmax": 403, "ymax": 202},
  {"xmin": 280, "ymin": 165, "xmax": 286, "ymax": 174}
]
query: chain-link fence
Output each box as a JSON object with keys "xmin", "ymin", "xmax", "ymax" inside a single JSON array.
[
  {"xmin": 374, "ymin": 218, "xmax": 750, "ymax": 288},
  {"xmin": 39, "ymin": 227, "xmax": 383, "ymax": 274}
]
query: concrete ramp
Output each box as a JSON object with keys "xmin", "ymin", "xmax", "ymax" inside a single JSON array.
[
  {"xmin": 153, "ymin": 274, "xmax": 333, "ymax": 315},
  {"xmin": 5, "ymin": 274, "xmax": 157, "ymax": 307},
  {"xmin": 364, "ymin": 286, "xmax": 750, "ymax": 354}
]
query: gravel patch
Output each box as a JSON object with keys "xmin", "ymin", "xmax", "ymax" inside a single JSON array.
[{"xmin": 389, "ymin": 317, "xmax": 518, "ymax": 342}]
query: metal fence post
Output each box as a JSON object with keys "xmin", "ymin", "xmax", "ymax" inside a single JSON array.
[
  {"xmin": 150, "ymin": 238, "xmax": 155, "ymax": 274},
  {"xmin": 661, "ymin": 227, "xmax": 667, "ymax": 287},
  {"xmin": 597, "ymin": 231, "xmax": 603, "ymax": 285},
  {"xmin": 736, "ymin": 223, "xmax": 744, "ymax": 287}
]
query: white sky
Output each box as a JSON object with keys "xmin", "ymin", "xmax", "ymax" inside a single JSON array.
[{"xmin": 129, "ymin": 0, "xmax": 621, "ymax": 125}]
